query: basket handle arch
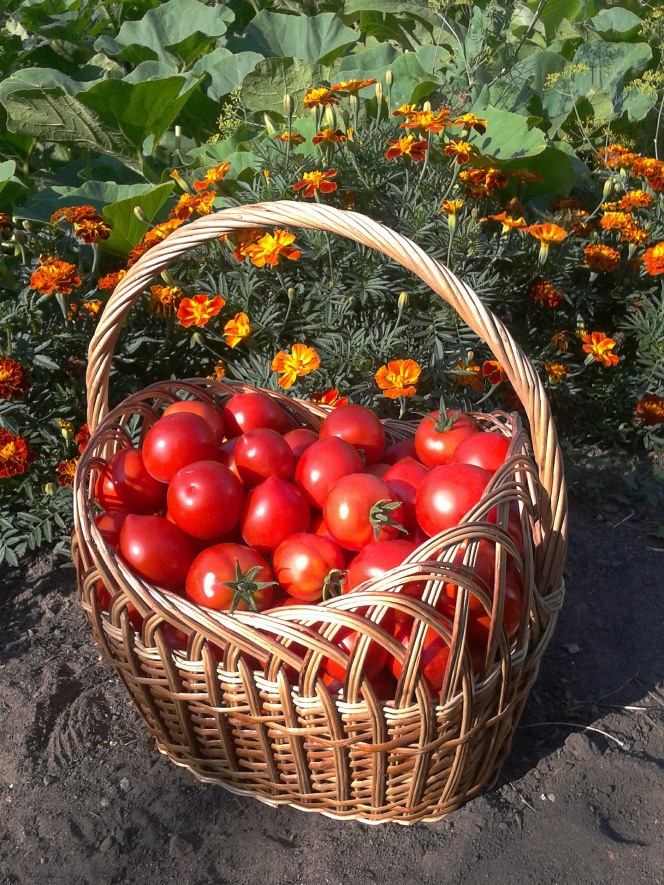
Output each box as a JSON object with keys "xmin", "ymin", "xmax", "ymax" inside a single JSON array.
[{"xmin": 86, "ymin": 200, "xmax": 566, "ymax": 596}]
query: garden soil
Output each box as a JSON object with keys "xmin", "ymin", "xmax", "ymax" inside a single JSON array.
[{"xmin": 0, "ymin": 494, "xmax": 662, "ymax": 885}]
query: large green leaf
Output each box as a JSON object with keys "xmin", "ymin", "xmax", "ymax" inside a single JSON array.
[
  {"xmin": 468, "ymin": 104, "xmax": 547, "ymax": 160},
  {"xmin": 227, "ymin": 11, "xmax": 358, "ymax": 65},
  {"xmin": 191, "ymin": 48, "xmax": 263, "ymax": 102},
  {"xmin": 342, "ymin": 1, "xmax": 438, "ymax": 46},
  {"xmin": 94, "ymin": 0, "xmax": 233, "ymax": 67},
  {"xmin": 241, "ymin": 57, "xmax": 328, "ymax": 115},
  {"xmin": 0, "ymin": 68, "xmax": 96, "ymax": 102},
  {"xmin": 387, "ymin": 52, "xmax": 441, "ymax": 108},
  {"xmin": 329, "ymin": 43, "xmax": 399, "ymax": 87},
  {"xmin": 0, "ymin": 159, "xmax": 27, "ymax": 205},
  {"xmin": 589, "ymin": 7, "xmax": 642, "ymax": 40},
  {"xmin": 481, "ymin": 50, "xmax": 567, "ymax": 113},
  {"xmin": 502, "ymin": 145, "xmax": 584, "ymax": 202}
]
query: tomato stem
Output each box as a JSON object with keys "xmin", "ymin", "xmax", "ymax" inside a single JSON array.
[
  {"xmin": 430, "ymin": 396, "xmax": 458, "ymax": 433},
  {"xmin": 322, "ymin": 568, "xmax": 347, "ymax": 600},
  {"xmin": 369, "ymin": 499, "xmax": 407, "ymax": 540},
  {"xmin": 223, "ymin": 562, "xmax": 276, "ymax": 614}
]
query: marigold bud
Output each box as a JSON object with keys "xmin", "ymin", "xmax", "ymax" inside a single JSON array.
[
  {"xmin": 375, "ymin": 82, "xmax": 383, "ymax": 105},
  {"xmin": 423, "ymin": 100, "xmax": 432, "ymax": 113},
  {"xmin": 283, "ymin": 93, "xmax": 294, "ymax": 116},
  {"xmin": 44, "ymin": 483, "xmax": 56, "ymax": 496},
  {"xmin": 133, "ymin": 205, "xmax": 148, "ymax": 223},
  {"xmin": 398, "ymin": 291, "xmax": 408, "ymax": 311},
  {"xmin": 287, "ymin": 287, "xmax": 296, "ymax": 300},
  {"xmin": 385, "ymin": 70, "xmax": 393, "ymax": 88},
  {"xmin": 321, "ymin": 105, "xmax": 336, "ymax": 130},
  {"xmin": 602, "ymin": 178, "xmax": 613, "ymax": 200}
]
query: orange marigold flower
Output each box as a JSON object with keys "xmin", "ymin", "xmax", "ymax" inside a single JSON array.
[
  {"xmin": 385, "ymin": 135, "xmax": 428, "ymax": 162},
  {"xmin": 452, "ymin": 357, "xmax": 483, "ymax": 392},
  {"xmin": 482, "ymin": 360, "xmax": 507, "ymax": 385},
  {"xmin": 444, "ymin": 140, "xmax": 474, "ymax": 165},
  {"xmin": 73, "ymin": 217, "xmax": 112, "ymax": 243},
  {"xmin": 0, "ymin": 212, "xmax": 14, "ymax": 234},
  {"xmin": 551, "ymin": 331, "xmax": 569, "ymax": 352},
  {"xmin": 459, "ymin": 167, "xmax": 508, "ymax": 198},
  {"xmin": 170, "ymin": 190, "xmax": 216, "ymax": 221},
  {"xmin": 530, "ymin": 280, "xmax": 563, "ymax": 308},
  {"xmin": 375, "ymin": 359, "xmax": 421, "ymax": 399},
  {"xmin": 245, "ymin": 230, "xmax": 302, "ymax": 267},
  {"xmin": 601, "ymin": 144, "xmax": 637, "ymax": 170},
  {"xmin": 30, "ymin": 256, "xmax": 82, "ymax": 296},
  {"xmin": 310, "ymin": 388, "xmax": 349, "ymax": 408},
  {"xmin": 599, "ymin": 211, "xmax": 633, "ymax": 234},
  {"xmin": 528, "ymin": 222, "xmax": 567, "ymax": 244},
  {"xmin": 0, "ymin": 359, "xmax": 30, "ymax": 400},
  {"xmin": 635, "ymin": 393, "xmax": 664, "ymax": 426},
  {"xmin": 82, "ymin": 300, "xmax": 103, "ymax": 318},
  {"xmin": 275, "ymin": 132, "xmax": 306, "ymax": 145},
  {"xmin": 582, "ymin": 332, "xmax": 619, "ymax": 367},
  {"xmin": 303, "ymin": 87, "xmax": 338, "ymax": 109},
  {"xmin": 97, "ymin": 269, "xmax": 126, "ymax": 290},
  {"xmin": 440, "ymin": 199, "xmax": 463, "ymax": 215},
  {"xmin": 488, "ymin": 211, "xmax": 527, "ymax": 233},
  {"xmin": 401, "ymin": 109, "xmax": 450, "ymax": 133},
  {"xmin": 224, "ymin": 311, "xmax": 251, "ymax": 348},
  {"xmin": 618, "ymin": 189, "xmax": 653, "ymax": 210},
  {"xmin": 208, "ymin": 360, "xmax": 227, "ymax": 381},
  {"xmin": 75, "ymin": 424, "xmax": 90, "ymax": 453},
  {"xmin": 544, "ymin": 362, "xmax": 568, "ymax": 385},
  {"xmin": 312, "ymin": 128, "xmax": 347, "ymax": 146},
  {"xmin": 392, "ymin": 103, "xmax": 417, "ymax": 118},
  {"xmin": 56, "ymin": 457, "xmax": 78, "ymax": 487},
  {"xmin": 231, "ymin": 227, "xmax": 265, "ymax": 261},
  {"xmin": 51, "ymin": 204, "xmax": 99, "ymax": 225},
  {"xmin": 643, "ymin": 242, "xmax": 664, "ymax": 275},
  {"xmin": 631, "ymin": 156, "xmax": 664, "ymax": 191},
  {"xmin": 584, "ymin": 244, "xmax": 621, "ymax": 272},
  {"xmin": 330, "ymin": 78, "xmax": 376, "ymax": 94},
  {"xmin": 293, "ymin": 170, "xmax": 338, "ymax": 198},
  {"xmin": 271, "ymin": 344, "xmax": 320, "ymax": 389},
  {"xmin": 620, "ymin": 221, "xmax": 649, "ymax": 246},
  {"xmin": 452, "ymin": 113, "xmax": 487, "ymax": 134},
  {"xmin": 192, "ymin": 162, "xmax": 230, "ymax": 191},
  {"xmin": 149, "ymin": 285, "xmax": 183, "ymax": 317},
  {"xmin": 128, "ymin": 219, "xmax": 185, "ymax": 264},
  {"xmin": 177, "ymin": 294, "xmax": 225, "ymax": 329},
  {"xmin": 0, "ymin": 429, "xmax": 36, "ymax": 479}
]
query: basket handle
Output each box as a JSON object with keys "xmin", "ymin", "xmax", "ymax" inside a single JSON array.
[{"xmin": 87, "ymin": 201, "xmax": 566, "ymax": 595}]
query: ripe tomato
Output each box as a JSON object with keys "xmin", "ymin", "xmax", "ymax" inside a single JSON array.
[
  {"xmin": 283, "ymin": 428, "xmax": 319, "ymax": 461},
  {"xmin": 167, "ymin": 460, "xmax": 244, "ymax": 540},
  {"xmin": 384, "ymin": 457, "xmax": 429, "ymax": 534},
  {"xmin": 234, "ymin": 428, "xmax": 295, "ymax": 486},
  {"xmin": 142, "ymin": 413, "xmax": 217, "ymax": 483},
  {"xmin": 119, "ymin": 514, "xmax": 195, "ymax": 590},
  {"xmin": 241, "ymin": 476, "xmax": 311, "ymax": 553},
  {"xmin": 273, "ymin": 533, "xmax": 345, "ymax": 602},
  {"xmin": 217, "ymin": 436, "xmax": 241, "ymax": 480},
  {"xmin": 415, "ymin": 463, "xmax": 491, "ymax": 537},
  {"xmin": 324, "ymin": 473, "xmax": 405, "ymax": 551},
  {"xmin": 95, "ymin": 448, "xmax": 167, "ymax": 513},
  {"xmin": 383, "ymin": 438, "xmax": 417, "ymax": 464},
  {"xmin": 450, "ymin": 431, "xmax": 511, "ymax": 474},
  {"xmin": 94, "ymin": 510, "xmax": 130, "ymax": 550},
  {"xmin": 389, "ymin": 620, "xmax": 450, "ymax": 695},
  {"xmin": 185, "ymin": 542, "xmax": 275, "ymax": 612},
  {"xmin": 414, "ymin": 408, "xmax": 478, "ymax": 467},
  {"xmin": 95, "ymin": 580, "xmax": 143, "ymax": 631},
  {"xmin": 364, "ymin": 462, "xmax": 390, "ymax": 478},
  {"xmin": 319, "ymin": 403, "xmax": 385, "ymax": 465},
  {"xmin": 223, "ymin": 391, "xmax": 289, "ymax": 437},
  {"xmin": 295, "ymin": 437, "xmax": 364, "ymax": 508},
  {"xmin": 322, "ymin": 624, "xmax": 389, "ymax": 683},
  {"xmin": 344, "ymin": 539, "xmax": 417, "ymax": 592},
  {"xmin": 163, "ymin": 399, "xmax": 225, "ymax": 444}
]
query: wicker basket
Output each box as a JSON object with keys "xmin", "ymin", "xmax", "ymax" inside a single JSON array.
[{"xmin": 73, "ymin": 201, "xmax": 567, "ymax": 824}]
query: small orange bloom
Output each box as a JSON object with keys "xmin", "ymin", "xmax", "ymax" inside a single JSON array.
[
  {"xmin": 128, "ymin": 218, "xmax": 185, "ymax": 265},
  {"xmin": 528, "ymin": 223, "xmax": 567, "ymax": 244},
  {"xmin": 643, "ymin": 242, "xmax": 664, "ymax": 275},
  {"xmin": 392, "ymin": 103, "xmax": 417, "ymax": 118},
  {"xmin": 303, "ymin": 87, "xmax": 338, "ymax": 109},
  {"xmin": 51, "ymin": 205, "xmax": 98, "ymax": 225},
  {"xmin": 0, "ymin": 359, "xmax": 30, "ymax": 399},
  {"xmin": 75, "ymin": 424, "xmax": 90, "ymax": 453},
  {"xmin": 192, "ymin": 163, "xmax": 230, "ymax": 191},
  {"xmin": 601, "ymin": 144, "xmax": 638, "ymax": 170},
  {"xmin": 170, "ymin": 191, "xmax": 215, "ymax": 221},
  {"xmin": 0, "ymin": 212, "xmax": 13, "ymax": 234},
  {"xmin": 620, "ymin": 221, "xmax": 649, "ymax": 246},
  {"xmin": 544, "ymin": 362, "xmax": 568, "ymax": 385},
  {"xmin": 599, "ymin": 211, "xmax": 633, "ymax": 235},
  {"xmin": 530, "ymin": 280, "xmax": 563, "ymax": 308},
  {"xmin": 310, "ymin": 388, "xmax": 349, "ymax": 408},
  {"xmin": 312, "ymin": 128, "xmax": 347, "ymax": 146},
  {"xmin": 232, "ymin": 228, "xmax": 265, "ymax": 261},
  {"xmin": 275, "ymin": 132, "xmax": 306, "ymax": 145},
  {"xmin": 271, "ymin": 344, "xmax": 320, "ymax": 389},
  {"xmin": 177, "ymin": 294, "xmax": 225, "ymax": 329},
  {"xmin": 375, "ymin": 359, "xmax": 421, "ymax": 399},
  {"xmin": 149, "ymin": 285, "xmax": 183, "ymax": 317},
  {"xmin": 293, "ymin": 170, "xmax": 338, "ymax": 198},
  {"xmin": 482, "ymin": 360, "xmax": 507, "ymax": 385},
  {"xmin": 401, "ymin": 109, "xmax": 450, "ymax": 134},
  {"xmin": 245, "ymin": 230, "xmax": 302, "ymax": 267},
  {"xmin": 440, "ymin": 199, "xmax": 463, "ymax": 215},
  {"xmin": 0, "ymin": 429, "xmax": 36, "ymax": 479},
  {"xmin": 56, "ymin": 457, "xmax": 78, "ymax": 488},
  {"xmin": 582, "ymin": 332, "xmax": 619, "ymax": 367},
  {"xmin": 330, "ymin": 78, "xmax": 376, "ymax": 94},
  {"xmin": 452, "ymin": 113, "xmax": 487, "ymax": 134},
  {"xmin": 208, "ymin": 360, "xmax": 226, "ymax": 381},
  {"xmin": 584, "ymin": 244, "xmax": 621, "ymax": 273},
  {"xmin": 631, "ymin": 156, "xmax": 664, "ymax": 192},
  {"xmin": 459, "ymin": 167, "xmax": 508, "ymax": 198},
  {"xmin": 385, "ymin": 135, "xmax": 428, "ymax": 162},
  {"xmin": 488, "ymin": 211, "xmax": 527, "ymax": 233},
  {"xmin": 224, "ymin": 312, "xmax": 251, "ymax": 348},
  {"xmin": 635, "ymin": 393, "xmax": 664, "ymax": 425},
  {"xmin": 551, "ymin": 331, "xmax": 569, "ymax": 352},
  {"xmin": 30, "ymin": 256, "xmax": 82, "ymax": 296},
  {"xmin": 444, "ymin": 140, "xmax": 474, "ymax": 165},
  {"xmin": 73, "ymin": 217, "xmax": 112, "ymax": 243},
  {"xmin": 82, "ymin": 300, "xmax": 103, "ymax": 317},
  {"xmin": 98, "ymin": 269, "xmax": 126, "ymax": 290},
  {"xmin": 618, "ymin": 190, "xmax": 653, "ymax": 211},
  {"xmin": 452, "ymin": 357, "xmax": 483, "ymax": 392}
]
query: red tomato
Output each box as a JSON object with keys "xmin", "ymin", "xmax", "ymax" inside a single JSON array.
[
  {"xmin": 95, "ymin": 448, "xmax": 167, "ymax": 513},
  {"xmin": 450, "ymin": 431, "xmax": 511, "ymax": 473},
  {"xmin": 217, "ymin": 437, "xmax": 241, "ymax": 480},
  {"xmin": 345, "ymin": 539, "xmax": 417, "ymax": 592},
  {"xmin": 384, "ymin": 457, "xmax": 429, "ymax": 534},
  {"xmin": 241, "ymin": 476, "xmax": 311, "ymax": 554},
  {"xmin": 223, "ymin": 391, "xmax": 289, "ymax": 437},
  {"xmin": 319, "ymin": 403, "xmax": 385, "ymax": 465},
  {"xmin": 415, "ymin": 464, "xmax": 491, "ymax": 537},
  {"xmin": 273, "ymin": 533, "xmax": 345, "ymax": 602},
  {"xmin": 159, "ymin": 623, "xmax": 189, "ymax": 652},
  {"xmin": 234, "ymin": 428, "xmax": 295, "ymax": 486},
  {"xmin": 185, "ymin": 542, "xmax": 274, "ymax": 612},
  {"xmin": 283, "ymin": 428, "xmax": 319, "ymax": 461},
  {"xmin": 383, "ymin": 438, "xmax": 417, "ymax": 464},
  {"xmin": 95, "ymin": 580, "xmax": 143, "ymax": 631},
  {"xmin": 119, "ymin": 514, "xmax": 195, "ymax": 590},
  {"xmin": 364, "ymin": 462, "xmax": 390, "ymax": 478},
  {"xmin": 94, "ymin": 510, "xmax": 130, "ymax": 550},
  {"xmin": 163, "ymin": 399, "xmax": 225, "ymax": 444},
  {"xmin": 295, "ymin": 437, "xmax": 363, "ymax": 508},
  {"xmin": 142, "ymin": 413, "xmax": 217, "ymax": 483},
  {"xmin": 323, "ymin": 625, "xmax": 389, "ymax": 683},
  {"xmin": 414, "ymin": 409, "xmax": 478, "ymax": 467},
  {"xmin": 324, "ymin": 473, "xmax": 405, "ymax": 551},
  {"xmin": 167, "ymin": 460, "xmax": 244, "ymax": 540},
  {"xmin": 390, "ymin": 620, "xmax": 450, "ymax": 695}
]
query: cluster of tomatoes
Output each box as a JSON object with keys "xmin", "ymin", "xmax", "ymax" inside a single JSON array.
[{"xmin": 93, "ymin": 390, "xmax": 524, "ymax": 698}]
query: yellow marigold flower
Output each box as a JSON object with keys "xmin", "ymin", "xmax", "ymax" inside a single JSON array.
[
  {"xmin": 440, "ymin": 199, "xmax": 463, "ymax": 215},
  {"xmin": 635, "ymin": 393, "xmax": 664, "ymax": 425},
  {"xmin": 303, "ymin": 87, "xmax": 338, "ymax": 109},
  {"xmin": 0, "ymin": 359, "xmax": 30, "ymax": 400},
  {"xmin": 51, "ymin": 204, "xmax": 98, "ymax": 225},
  {"xmin": 582, "ymin": 332, "xmax": 619, "ymax": 367},
  {"xmin": 310, "ymin": 388, "xmax": 349, "ymax": 408},
  {"xmin": 232, "ymin": 228, "xmax": 265, "ymax": 261},
  {"xmin": 312, "ymin": 128, "xmax": 347, "ymax": 146},
  {"xmin": 444, "ymin": 140, "xmax": 474, "ymax": 165},
  {"xmin": 452, "ymin": 113, "xmax": 487, "ymax": 134},
  {"xmin": 584, "ymin": 244, "xmax": 621, "ymax": 272},
  {"xmin": 618, "ymin": 190, "xmax": 653, "ymax": 210},
  {"xmin": 551, "ymin": 331, "xmax": 569, "ymax": 351},
  {"xmin": 401, "ymin": 109, "xmax": 450, "ymax": 133},
  {"xmin": 488, "ymin": 211, "xmax": 527, "ymax": 233},
  {"xmin": 544, "ymin": 362, "xmax": 568, "ymax": 384},
  {"xmin": 30, "ymin": 256, "xmax": 82, "ymax": 296},
  {"xmin": 482, "ymin": 360, "xmax": 507, "ymax": 385},
  {"xmin": 271, "ymin": 344, "xmax": 320, "ymax": 389},
  {"xmin": 330, "ymin": 78, "xmax": 376, "ymax": 94},
  {"xmin": 149, "ymin": 285, "xmax": 183, "ymax": 317},
  {"xmin": 83, "ymin": 299, "xmax": 103, "ymax": 317},
  {"xmin": 292, "ymin": 169, "xmax": 338, "ymax": 198},
  {"xmin": 385, "ymin": 135, "xmax": 427, "ymax": 161},
  {"xmin": 643, "ymin": 242, "xmax": 664, "ymax": 275},
  {"xmin": 224, "ymin": 311, "xmax": 251, "ymax": 348},
  {"xmin": 56, "ymin": 457, "xmax": 78, "ymax": 487},
  {"xmin": 275, "ymin": 132, "xmax": 306, "ymax": 145},
  {"xmin": 208, "ymin": 360, "xmax": 226, "ymax": 381},
  {"xmin": 375, "ymin": 359, "xmax": 421, "ymax": 399},
  {"xmin": 245, "ymin": 230, "xmax": 302, "ymax": 267},
  {"xmin": 530, "ymin": 280, "xmax": 563, "ymax": 308},
  {"xmin": 0, "ymin": 429, "xmax": 36, "ymax": 479},
  {"xmin": 192, "ymin": 162, "xmax": 230, "ymax": 191},
  {"xmin": 452, "ymin": 357, "xmax": 483, "ymax": 392},
  {"xmin": 98, "ymin": 269, "xmax": 126, "ymax": 291},
  {"xmin": 177, "ymin": 294, "xmax": 225, "ymax": 329}
]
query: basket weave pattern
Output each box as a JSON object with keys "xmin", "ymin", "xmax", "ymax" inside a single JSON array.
[{"xmin": 73, "ymin": 203, "xmax": 566, "ymax": 824}]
